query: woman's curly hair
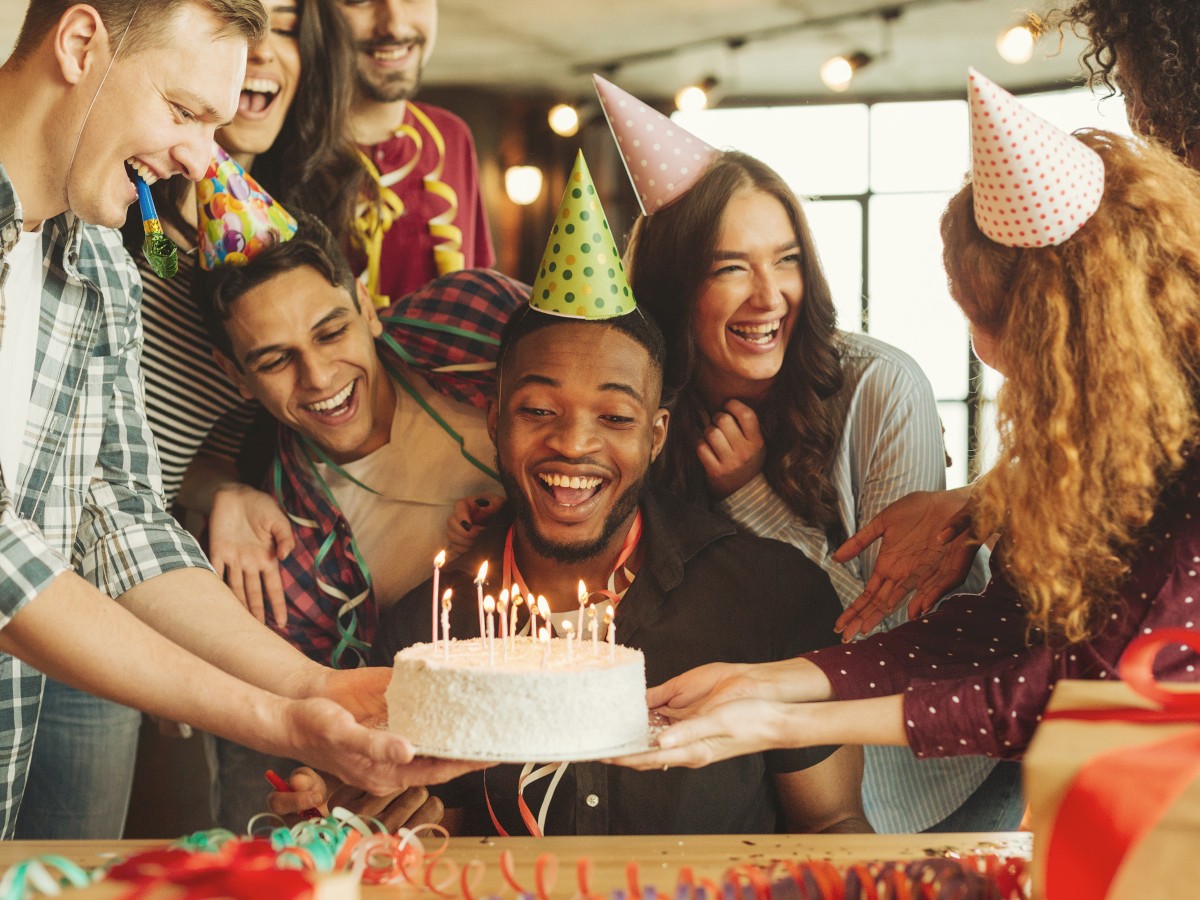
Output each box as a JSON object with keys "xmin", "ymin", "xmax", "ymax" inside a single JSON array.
[
  {"xmin": 942, "ymin": 130, "xmax": 1200, "ymax": 642},
  {"xmin": 1056, "ymin": 0, "xmax": 1200, "ymax": 152},
  {"xmin": 625, "ymin": 152, "xmax": 845, "ymax": 532}
]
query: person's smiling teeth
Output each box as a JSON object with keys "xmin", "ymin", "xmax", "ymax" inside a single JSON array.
[
  {"xmin": 539, "ymin": 474, "xmax": 603, "ymax": 491},
  {"xmin": 126, "ymin": 158, "xmax": 158, "ymax": 185},
  {"xmin": 243, "ymin": 77, "xmax": 280, "ymax": 94},
  {"xmin": 728, "ymin": 321, "xmax": 780, "ymax": 344},
  {"xmin": 305, "ymin": 381, "xmax": 355, "ymax": 414},
  {"xmin": 372, "ymin": 43, "xmax": 417, "ymax": 61}
]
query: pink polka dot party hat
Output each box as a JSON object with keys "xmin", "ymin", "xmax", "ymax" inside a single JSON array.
[
  {"xmin": 529, "ymin": 151, "xmax": 635, "ymax": 319},
  {"xmin": 196, "ymin": 143, "xmax": 298, "ymax": 270},
  {"xmin": 968, "ymin": 67, "xmax": 1104, "ymax": 248},
  {"xmin": 592, "ymin": 74, "xmax": 718, "ymax": 216}
]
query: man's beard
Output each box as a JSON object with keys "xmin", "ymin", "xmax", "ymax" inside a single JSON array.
[
  {"xmin": 499, "ymin": 454, "xmax": 648, "ymax": 564},
  {"xmin": 356, "ymin": 42, "xmax": 424, "ymax": 104}
]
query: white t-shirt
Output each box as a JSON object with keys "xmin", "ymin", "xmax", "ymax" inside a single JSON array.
[
  {"xmin": 0, "ymin": 229, "xmax": 45, "ymax": 488},
  {"xmin": 316, "ymin": 368, "xmax": 497, "ymax": 607}
]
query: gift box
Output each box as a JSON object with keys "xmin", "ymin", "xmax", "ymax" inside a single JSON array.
[{"xmin": 1024, "ymin": 630, "xmax": 1200, "ymax": 899}]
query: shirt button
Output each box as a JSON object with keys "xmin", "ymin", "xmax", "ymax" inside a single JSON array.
[{"xmin": 585, "ymin": 794, "xmax": 600, "ymax": 808}]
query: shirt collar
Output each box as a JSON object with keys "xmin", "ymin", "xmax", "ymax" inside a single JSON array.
[{"xmin": 0, "ymin": 161, "xmax": 85, "ymax": 279}]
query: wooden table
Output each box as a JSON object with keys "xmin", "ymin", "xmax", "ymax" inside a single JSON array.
[{"xmin": 0, "ymin": 833, "xmax": 1032, "ymax": 896}]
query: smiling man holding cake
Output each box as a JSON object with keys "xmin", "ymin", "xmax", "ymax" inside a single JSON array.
[{"xmin": 343, "ymin": 154, "xmax": 870, "ymax": 836}]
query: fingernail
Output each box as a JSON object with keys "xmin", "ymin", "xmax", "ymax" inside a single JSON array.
[
  {"xmin": 476, "ymin": 498, "xmax": 490, "ymax": 507},
  {"xmin": 460, "ymin": 520, "xmax": 471, "ymax": 529}
]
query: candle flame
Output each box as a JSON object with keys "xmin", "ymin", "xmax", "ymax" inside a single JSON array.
[
  {"xmin": 499, "ymin": 588, "xmax": 509, "ymax": 604},
  {"xmin": 604, "ymin": 604, "xmax": 614, "ymax": 622},
  {"xmin": 578, "ymin": 580, "xmax": 587, "ymax": 603},
  {"xmin": 442, "ymin": 588, "xmax": 453, "ymax": 610},
  {"xmin": 498, "ymin": 595, "xmax": 509, "ymax": 612},
  {"xmin": 537, "ymin": 596, "xmax": 550, "ymax": 617},
  {"xmin": 483, "ymin": 595, "xmax": 495, "ymax": 613},
  {"xmin": 475, "ymin": 560, "xmax": 489, "ymax": 583},
  {"xmin": 562, "ymin": 620, "xmax": 574, "ymax": 634},
  {"xmin": 539, "ymin": 627, "xmax": 549, "ymax": 642},
  {"xmin": 434, "ymin": 549, "xmax": 447, "ymax": 568}
]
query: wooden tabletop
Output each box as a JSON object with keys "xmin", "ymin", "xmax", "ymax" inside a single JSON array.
[{"xmin": 0, "ymin": 833, "xmax": 1032, "ymax": 896}]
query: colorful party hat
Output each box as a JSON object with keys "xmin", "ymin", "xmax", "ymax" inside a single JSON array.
[
  {"xmin": 968, "ymin": 68, "xmax": 1104, "ymax": 248},
  {"xmin": 196, "ymin": 143, "xmax": 298, "ymax": 269},
  {"xmin": 529, "ymin": 151, "xmax": 635, "ymax": 319},
  {"xmin": 593, "ymin": 74, "xmax": 718, "ymax": 215}
]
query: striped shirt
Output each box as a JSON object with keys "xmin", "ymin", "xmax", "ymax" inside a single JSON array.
[
  {"xmin": 137, "ymin": 251, "xmax": 256, "ymax": 507},
  {"xmin": 716, "ymin": 331, "xmax": 995, "ymax": 833},
  {"xmin": 0, "ymin": 164, "xmax": 210, "ymax": 836}
]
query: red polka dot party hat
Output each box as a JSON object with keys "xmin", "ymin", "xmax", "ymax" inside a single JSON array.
[
  {"xmin": 197, "ymin": 143, "xmax": 298, "ymax": 270},
  {"xmin": 593, "ymin": 74, "xmax": 718, "ymax": 216},
  {"xmin": 530, "ymin": 151, "xmax": 635, "ymax": 319},
  {"xmin": 968, "ymin": 67, "xmax": 1104, "ymax": 248}
]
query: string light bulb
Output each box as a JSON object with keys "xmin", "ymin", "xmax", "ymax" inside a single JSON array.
[
  {"xmin": 674, "ymin": 76, "xmax": 719, "ymax": 113},
  {"xmin": 504, "ymin": 166, "xmax": 543, "ymax": 206},
  {"xmin": 820, "ymin": 51, "xmax": 872, "ymax": 92},
  {"xmin": 548, "ymin": 103, "xmax": 580, "ymax": 137},
  {"xmin": 997, "ymin": 16, "xmax": 1043, "ymax": 65}
]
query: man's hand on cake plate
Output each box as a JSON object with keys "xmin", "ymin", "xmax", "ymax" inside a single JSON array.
[
  {"xmin": 831, "ymin": 485, "xmax": 980, "ymax": 641},
  {"xmin": 269, "ymin": 766, "xmax": 445, "ymax": 830}
]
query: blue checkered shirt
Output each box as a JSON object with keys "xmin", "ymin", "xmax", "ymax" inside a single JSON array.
[{"xmin": 0, "ymin": 163, "xmax": 210, "ymax": 836}]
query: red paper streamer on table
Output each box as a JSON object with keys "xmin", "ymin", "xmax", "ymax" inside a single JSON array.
[
  {"xmin": 105, "ymin": 841, "xmax": 315, "ymax": 899},
  {"xmin": 1043, "ymin": 628, "xmax": 1200, "ymax": 899}
]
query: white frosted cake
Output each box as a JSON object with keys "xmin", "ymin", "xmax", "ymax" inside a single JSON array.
[{"xmin": 386, "ymin": 638, "xmax": 649, "ymax": 761}]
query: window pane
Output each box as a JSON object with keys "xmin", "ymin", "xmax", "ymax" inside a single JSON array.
[
  {"xmin": 673, "ymin": 105, "xmax": 869, "ymax": 196},
  {"xmin": 867, "ymin": 193, "xmax": 967, "ymax": 400},
  {"xmin": 805, "ymin": 200, "xmax": 863, "ymax": 333},
  {"xmin": 976, "ymin": 399, "xmax": 1002, "ymax": 475},
  {"xmin": 938, "ymin": 401, "xmax": 969, "ymax": 489},
  {"xmin": 870, "ymin": 101, "xmax": 970, "ymax": 193},
  {"xmin": 1019, "ymin": 86, "xmax": 1131, "ymax": 136}
]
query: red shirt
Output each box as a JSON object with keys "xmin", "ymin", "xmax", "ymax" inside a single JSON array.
[
  {"xmin": 806, "ymin": 451, "xmax": 1200, "ymax": 760},
  {"xmin": 352, "ymin": 102, "xmax": 495, "ymax": 303}
]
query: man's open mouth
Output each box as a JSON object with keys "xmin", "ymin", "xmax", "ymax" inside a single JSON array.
[
  {"xmin": 538, "ymin": 472, "xmax": 605, "ymax": 508},
  {"xmin": 303, "ymin": 380, "xmax": 356, "ymax": 418},
  {"xmin": 125, "ymin": 158, "xmax": 158, "ymax": 186}
]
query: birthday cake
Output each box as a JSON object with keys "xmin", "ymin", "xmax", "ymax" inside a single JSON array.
[{"xmin": 386, "ymin": 638, "xmax": 649, "ymax": 761}]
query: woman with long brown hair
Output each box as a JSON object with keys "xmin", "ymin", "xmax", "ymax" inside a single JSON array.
[
  {"xmin": 604, "ymin": 75, "xmax": 1010, "ymax": 832},
  {"xmin": 612, "ymin": 77, "xmax": 1200, "ymax": 779}
]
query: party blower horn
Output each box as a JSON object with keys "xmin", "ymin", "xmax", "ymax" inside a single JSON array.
[{"xmin": 135, "ymin": 173, "xmax": 179, "ymax": 278}]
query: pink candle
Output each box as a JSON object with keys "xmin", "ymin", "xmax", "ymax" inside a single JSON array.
[
  {"xmin": 475, "ymin": 561, "xmax": 489, "ymax": 644},
  {"xmin": 441, "ymin": 589, "xmax": 453, "ymax": 661},
  {"xmin": 576, "ymin": 581, "xmax": 588, "ymax": 636},
  {"xmin": 483, "ymin": 595, "xmax": 496, "ymax": 666},
  {"xmin": 431, "ymin": 550, "xmax": 446, "ymax": 647}
]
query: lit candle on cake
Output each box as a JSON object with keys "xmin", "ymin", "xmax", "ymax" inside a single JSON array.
[
  {"xmin": 537, "ymin": 596, "xmax": 551, "ymax": 636},
  {"xmin": 441, "ymin": 589, "xmax": 453, "ymax": 660},
  {"xmin": 483, "ymin": 595, "xmax": 496, "ymax": 666},
  {"xmin": 562, "ymin": 619, "xmax": 574, "ymax": 662},
  {"xmin": 431, "ymin": 550, "xmax": 446, "ymax": 647},
  {"xmin": 577, "ymin": 581, "xmax": 588, "ymax": 635},
  {"xmin": 539, "ymin": 626, "xmax": 550, "ymax": 669},
  {"xmin": 498, "ymin": 590, "xmax": 509, "ymax": 659},
  {"xmin": 588, "ymin": 606, "xmax": 598, "ymax": 655},
  {"xmin": 528, "ymin": 593, "xmax": 539, "ymax": 641},
  {"xmin": 475, "ymin": 561, "xmax": 488, "ymax": 644},
  {"xmin": 511, "ymin": 593, "xmax": 523, "ymax": 645},
  {"xmin": 605, "ymin": 605, "xmax": 615, "ymax": 661}
]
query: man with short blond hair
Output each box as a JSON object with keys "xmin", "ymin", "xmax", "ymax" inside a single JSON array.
[{"xmin": 0, "ymin": 0, "xmax": 471, "ymax": 839}]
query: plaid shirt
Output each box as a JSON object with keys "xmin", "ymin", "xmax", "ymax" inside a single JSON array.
[
  {"xmin": 0, "ymin": 164, "xmax": 210, "ymax": 835},
  {"xmin": 271, "ymin": 269, "xmax": 526, "ymax": 667}
]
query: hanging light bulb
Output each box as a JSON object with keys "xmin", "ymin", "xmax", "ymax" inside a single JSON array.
[
  {"xmin": 674, "ymin": 76, "xmax": 719, "ymax": 113},
  {"xmin": 996, "ymin": 17, "xmax": 1041, "ymax": 65},
  {"xmin": 548, "ymin": 103, "xmax": 580, "ymax": 137},
  {"xmin": 504, "ymin": 166, "xmax": 543, "ymax": 206},
  {"xmin": 820, "ymin": 51, "xmax": 871, "ymax": 92}
]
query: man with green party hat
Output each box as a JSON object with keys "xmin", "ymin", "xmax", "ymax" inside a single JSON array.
[{"xmin": 274, "ymin": 152, "xmax": 870, "ymax": 836}]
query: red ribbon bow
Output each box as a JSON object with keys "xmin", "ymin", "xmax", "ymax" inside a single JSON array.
[
  {"xmin": 1043, "ymin": 628, "xmax": 1200, "ymax": 898},
  {"xmin": 106, "ymin": 841, "xmax": 317, "ymax": 899}
]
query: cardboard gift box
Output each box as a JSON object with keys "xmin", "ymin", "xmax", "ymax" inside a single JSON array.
[{"xmin": 1024, "ymin": 676, "xmax": 1200, "ymax": 899}]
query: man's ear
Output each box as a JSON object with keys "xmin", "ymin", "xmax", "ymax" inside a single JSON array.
[
  {"xmin": 356, "ymin": 280, "xmax": 384, "ymax": 338},
  {"xmin": 649, "ymin": 407, "xmax": 670, "ymax": 463},
  {"xmin": 211, "ymin": 348, "xmax": 255, "ymax": 402},
  {"xmin": 54, "ymin": 6, "xmax": 108, "ymax": 86}
]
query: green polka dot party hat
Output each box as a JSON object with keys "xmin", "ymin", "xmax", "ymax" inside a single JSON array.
[{"xmin": 530, "ymin": 151, "xmax": 635, "ymax": 319}]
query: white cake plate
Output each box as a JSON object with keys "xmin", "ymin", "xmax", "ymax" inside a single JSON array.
[{"xmin": 408, "ymin": 735, "xmax": 657, "ymax": 764}]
